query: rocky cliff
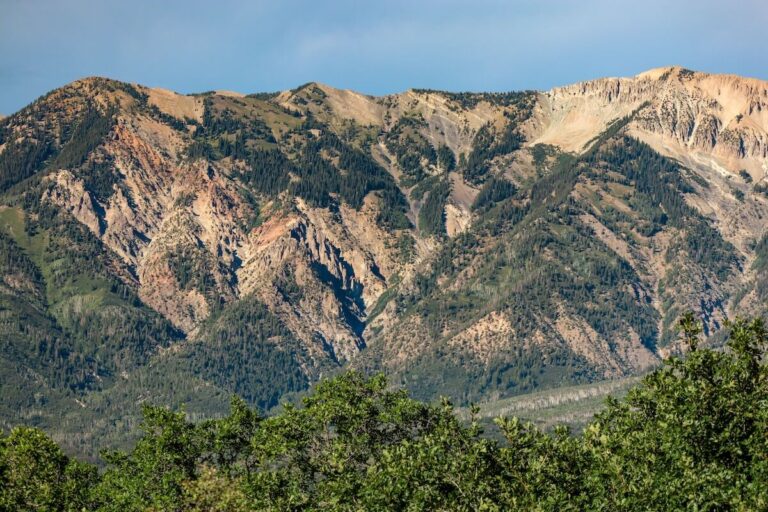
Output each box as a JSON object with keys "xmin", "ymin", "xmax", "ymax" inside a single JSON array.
[{"xmin": 1, "ymin": 68, "xmax": 767, "ymax": 456}]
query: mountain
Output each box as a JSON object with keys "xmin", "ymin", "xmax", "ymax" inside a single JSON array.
[{"xmin": 1, "ymin": 67, "xmax": 767, "ymax": 457}]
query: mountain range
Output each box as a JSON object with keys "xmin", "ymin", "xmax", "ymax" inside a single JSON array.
[{"xmin": 1, "ymin": 66, "xmax": 767, "ymax": 458}]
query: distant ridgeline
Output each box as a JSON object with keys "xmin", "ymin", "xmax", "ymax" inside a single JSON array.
[
  {"xmin": 0, "ymin": 67, "xmax": 767, "ymax": 459},
  {"xmin": 1, "ymin": 316, "xmax": 767, "ymax": 510}
]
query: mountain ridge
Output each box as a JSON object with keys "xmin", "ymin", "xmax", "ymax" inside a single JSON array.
[{"xmin": 1, "ymin": 67, "xmax": 767, "ymax": 458}]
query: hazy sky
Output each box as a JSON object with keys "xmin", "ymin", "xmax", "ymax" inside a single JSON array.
[{"xmin": 1, "ymin": 0, "xmax": 767, "ymax": 114}]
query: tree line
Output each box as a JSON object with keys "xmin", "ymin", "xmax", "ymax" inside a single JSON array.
[{"xmin": 1, "ymin": 314, "xmax": 766, "ymax": 510}]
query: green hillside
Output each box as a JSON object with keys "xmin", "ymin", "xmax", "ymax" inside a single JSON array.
[
  {"xmin": 1, "ymin": 315, "xmax": 766, "ymax": 510},
  {"xmin": 0, "ymin": 72, "xmax": 766, "ymax": 461}
]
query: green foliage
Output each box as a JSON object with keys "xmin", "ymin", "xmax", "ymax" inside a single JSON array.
[
  {"xmin": 79, "ymin": 156, "xmax": 128, "ymax": 204},
  {"xmin": 738, "ymin": 169, "xmax": 753, "ymax": 183},
  {"xmin": 591, "ymin": 137, "xmax": 681, "ymax": 221},
  {"xmin": 463, "ymin": 118, "xmax": 525, "ymax": 185},
  {"xmin": 412, "ymin": 89, "xmax": 534, "ymax": 110},
  {"xmin": 0, "ymin": 229, "xmax": 43, "ymax": 288},
  {"xmin": 0, "ymin": 228, "xmax": 96, "ymax": 406},
  {"xmin": 199, "ymin": 98, "xmax": 275, "ymax": 143},
  {"xmin": 186, "ymin": 140, "xmax": 216, "ymax": 160},
  {"xmin": 0, "ymin": 90, "xmax": 116, "ymax": 194},
  {"xmin": 226, "ymin": 122, "xmax": 411, "ymax": 229},
  {"xmin": 563, "ymin": 134, "xmax": 739, "ymax": 343},
  {"xmin": 581, "ymin": 316, "xmax": 768, "ymax": 510},
  {"xmin": 418, "ymin": 178, "xmax": 451, "ymax": 236},
  {"xmin": 408, "ymin": 174, "xmax": 440, "ymax": 201},
  {"xmin": 292, "ymin": 128, "xmax": 410, "ymax": 225},
  {"xmin": 243, "ymin": 373, "xmax": 437, "ymax": 509},
  {"xmin": 750, "ymin": 233, "xmax": 768, "ymax": 302},
  {"xmin": 147, "ymin": 104, "xmax": 191, "ymax": 131},
  {"xmin": 0, "ymin": 132, "xmax": 53, "ymax": 192},
  {"xmin": 275, "ymin": 267, "xmax": 304, "ymax": 304},
  {"xmin": 367, "ymin": 131, "xmax": 742, "ymax": 404},
  {"xmin": 472, "ymin": 175, "xmax": 517, "ymax": 211},
  {"xmin": 384, "ymin": 115, "xmax": 436, "ymax": 184},
  {"xmin": 395, "ymin": 232, "xmax": 416, "ymax": 263},
  {"xmin": 0, "ymin": 102, "xmax": 122, "ymax": 204},
  {"xmin": 175, "ymin": 297, "xmax": 310, "ymax": 410},
  {"xmin": 27, "ymin": 212, "xmax": 181, "ymax": 375},
  {"xmin": 462, "ymin": 123, "xmax": 495, "ymax": 185},
  {"xmin": 531, "ymin": 143, "xmax": 557, "ymax": 170},
  {"xmin": 375, "ymin": 187, "xmax": 412, "ymax": 230},
  {"xmin": 4, "ymin": 314, "xmax": 766, "ymax": 510},
  {"xmin": 0, "ymin": 205, "xmax": 181, "ymax": 404},
  {"xmin": 681, "ymin": 220, "xmax": 740, "ymax": 280},
  {"xmin": 2, "ymin": 81, "xmax": 765, "ymax": 494},
  {"xmin": 385, "ymin": 131, "xmax": 745, "ymax": 400},
  {"xmin": 166, "ymin": 245, "xmax": 217, "ymax": 294},
  {"xmin": 94, "ymin": 405, "xmax": 207, "ymax": 511},
  {"xmin": 402, "ymin": 200, "xmax": 658, "ymax": 398},
  {"xmin": 753, "ymin": 233, "xmax": 768, "ymax": 273},
  {"xmin": 583, "ymin": 105, "xmax": 646, "ymax": 155},
  {"xmin": 185, "ymin": 96, "xmax": 282, "ymax": 163},
  {"xmin": 246, "ymin": 91, "xmax": 281, "ymax": 101},
  {"xmin": 436, "ymin": 144, "xmax": 456, "ymax": 172},
  {"xmin": 235, "ymin": 149, "xmax": 293, "ymax": 196},
  {"xmin": 0, "ymin": 426, "xmax": 98, "ymax": 511},
  {"xmin": 50, "ymin": 104, "xmax": 115, "ymax": 171}
]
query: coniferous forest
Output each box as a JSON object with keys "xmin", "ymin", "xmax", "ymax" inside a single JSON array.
[
  {"xmin": 2, "ymin": 65, "xmax": 768, "ymax": 511},
  {"xmin": 1, "ymin": 315, "xmax": 767, "ymax": 511},
  {"xmin": 3, "ymin": 0, "xmax": 768, "ymax": 508}
]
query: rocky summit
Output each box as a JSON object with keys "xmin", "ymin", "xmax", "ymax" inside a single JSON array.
[{"xmin": 1, "ymin": 66, "xmax": 767, "ymax": 457}]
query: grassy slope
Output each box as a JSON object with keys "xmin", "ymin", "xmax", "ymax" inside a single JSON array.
[{"xmin": 459, "ymin": 375, "xmax": 641, "ymax": 430}]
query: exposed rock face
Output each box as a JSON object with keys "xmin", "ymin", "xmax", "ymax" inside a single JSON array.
[
  {"xmin": 533, "ymin": 66, "xmax": 768, "ymax": 177},
  {"xmin": 42, "ymin": 109, "xmax": 397, "ymax": 363},
  {"xmin": 2, "ymin": 68, "xmax": 768, "ymax": 417}
]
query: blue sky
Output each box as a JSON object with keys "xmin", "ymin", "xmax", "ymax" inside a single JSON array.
[{"xmin": 1, "ymin": 0, "xmax": 766, "ymax": 115}]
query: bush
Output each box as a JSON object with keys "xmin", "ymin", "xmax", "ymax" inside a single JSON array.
[{"xmin": 3, "ymin": 313, "xmax": 767, "ymax": 510}]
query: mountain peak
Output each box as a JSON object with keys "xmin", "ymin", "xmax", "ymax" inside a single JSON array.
[
  {"xmin": 211, "ymin": 89, "xmax": 246, "ymax": 98},
  {"xmin": 3, "ymin": 67, "xmax": 768, "ymax": 458},
  {"xmin": 66, "ymin": 76, "xmax": 140, "ymax": 96},
  {"xmin": 635, "ymin": 65, "xmax": 693, "ymax": 80}
]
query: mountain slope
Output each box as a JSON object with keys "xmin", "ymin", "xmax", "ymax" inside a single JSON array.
[{"xmin": 1, "ymin": 68, "xmax": 767, "ymax": 456}]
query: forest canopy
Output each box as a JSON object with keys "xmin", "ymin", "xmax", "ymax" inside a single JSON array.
[{"xmin": 1, "ymin": 314, "xmax": 767, "ymax": 511}]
